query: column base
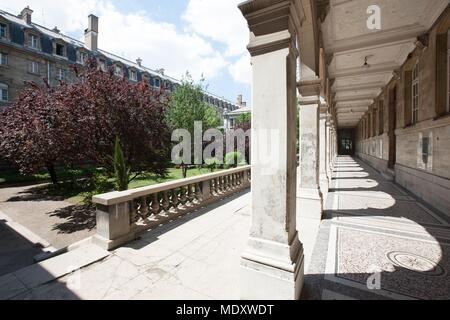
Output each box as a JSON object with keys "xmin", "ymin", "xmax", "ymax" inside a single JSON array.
[
  {"xmin": 240, "ymin": 236, "xmax": 305, "ymax": 300},
  {"xmin": 297, "ymin": 188, "xmax": 323, "ymax": 220}
]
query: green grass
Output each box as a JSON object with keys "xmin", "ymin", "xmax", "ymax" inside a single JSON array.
[
  {"xmin": 1, "ymin": 166, "xmax": 223, "ymax": 205},
  {"xmin": 128, "ymin": 167, "xmax": 218, "ymax": 189}
]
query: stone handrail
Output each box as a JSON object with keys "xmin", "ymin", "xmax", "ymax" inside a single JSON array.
[{"xmin": 92, "ymin": 166, "xmax": 251, "ymax": 250}]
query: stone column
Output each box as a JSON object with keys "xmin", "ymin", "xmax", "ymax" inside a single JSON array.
[
  {"xmin": 297, "ymin": 82, "xmax": 323, "ymax": 221},
  {"xmin": 239, "ymin": 0, "xmax": 304, "ymax": 300},
  {"xmin": 326, "ymin": 115, "xmax": 332, "ymax": 182},
  {"xmin": 319, "ymin": 106, "xmax": 329, "ymax": 200}
]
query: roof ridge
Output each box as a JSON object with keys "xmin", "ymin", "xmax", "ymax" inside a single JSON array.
[{"xmin": 0, "ymin": 6, "xmax": 241, "ymax": 106}]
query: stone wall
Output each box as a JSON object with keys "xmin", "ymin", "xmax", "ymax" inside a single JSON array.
[{"xmin": 355, "ymin": 7, "xmax": 450, "ymax": 215}]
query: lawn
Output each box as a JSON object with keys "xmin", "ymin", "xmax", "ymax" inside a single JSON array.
[{"xmin": 0, "ymin": 166, "xmax": 221, "ymax": 205}]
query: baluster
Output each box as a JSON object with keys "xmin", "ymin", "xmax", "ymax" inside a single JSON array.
[
  {"xmin": 180, "ymin": 186, "xmax": 188, "ymax": 204},
  {"xmin": 151, "ymin": 193, "xmax": 160, "ymax": 215},
  {"xmin": 172, "ymin": 189, "xmax": 179, "ymax": 210},
  {"xmin": 195, "ymin": 183, "xmax": 202, "ymax": 202},
  {"xmin": 227, "ymin": 175, "xmax": 232, "ymax": 191},
  {"xmin": 139, "ymin": 196, "xmax": 149, "ymax": 219},
  {"xmin": 213, "ymin": 178, "xmax": 219, "ymax": 195},
  {"xmin": 129, "ymin": 200, "xmax": 137, "ymax": 224},
  {"xmin": 162, "ymin": 191, "xmax": 170, "ymax": 212},
  {"xmin": 188, "ymin": 184, "xmax": 195, "ymax": 203}
]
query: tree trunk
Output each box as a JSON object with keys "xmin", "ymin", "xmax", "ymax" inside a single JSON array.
[
  {"xmin": 46, "ymin": 163, "xmax": 58, "ymax": 185},
  {"xmin": 182, "ymin": 165, "xmax": 188, "ymax": 179}
]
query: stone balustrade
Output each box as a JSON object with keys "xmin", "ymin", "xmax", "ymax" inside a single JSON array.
[{"xmin": 92, "ymin": 166, "xmax": 251, "ymax": 250}]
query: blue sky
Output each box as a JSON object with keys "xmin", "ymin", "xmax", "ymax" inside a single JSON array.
[{"xmin": 0, "ymin": 0, "xmax": 252, "ymax": 105}]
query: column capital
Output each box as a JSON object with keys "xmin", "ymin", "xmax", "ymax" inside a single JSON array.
[
  {"xmin": 239, "ymin": 0, "xmax": 304, "ymax": 57},
  {"xmin": 297, "ymin": 78, "xmax": 321, "ymax": 97}
]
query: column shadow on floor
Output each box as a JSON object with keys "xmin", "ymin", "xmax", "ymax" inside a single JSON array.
[{"xmin": 302, "ymin": 156, "xmax": 450, "ymax": 300}]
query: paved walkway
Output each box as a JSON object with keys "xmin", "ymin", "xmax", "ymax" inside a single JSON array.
[
  {"xmin": 3, "ymin": 156, "xmax": 449, "ymax": 300},
  {"xmin": 0, "ymin": 184, "xmax": 96, "ymax": 250},
  {"xmin": 305, "ymin": 156, "xmax": 450, "ymax": 300}
]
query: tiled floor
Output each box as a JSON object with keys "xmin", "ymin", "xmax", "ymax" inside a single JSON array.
[
  {"xmin": 305, "ymin": 156, "xmax": 450, "ymax": 300},
  {"xmin": 4, "ymin": 156, "xmax": 450, "ymax": 300}
]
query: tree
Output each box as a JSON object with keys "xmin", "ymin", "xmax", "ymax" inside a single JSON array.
[
  {"xmin": 0, "ymin": 58, "xmax": 171, "ymax": 185},
  {"xmin": 113, "ymin": 136, "xmax": 130, "ymax": 191},
  {"xmin": 165, "ymin": 72, "xmax": 221, "ymax": 177},
  {"xmin": 236, "ymin": 113, "xmax": 251, "ymax": 126}
]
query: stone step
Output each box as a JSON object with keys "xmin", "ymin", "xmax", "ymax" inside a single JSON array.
[{"xmin": 0, "ymin": 244, "xmax": 110, "ymax": 300}]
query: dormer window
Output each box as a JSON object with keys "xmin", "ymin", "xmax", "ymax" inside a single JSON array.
[
  {"xmin": 0, "ymin": 23, "xmax": 7, "ymax": 39},
  {"xmin": 130, "ymin": 69, "xmax": 137, "ymax": 82},
  {"xmin": 114, "ymin": 64, "xmax": 123, "ymax": 77},
  {"xmin": 98, "ymin": 59, "xmax": 107, "ymax": 72},
  {"xmin": 55, "ymin": 43, "xmax": 66, "ymax": 57},
  {"xmin": 154, "ymin": 78, "xmax": 160, "ymax": 88},
  {"xmin": 78, "ymin": 51, "xmax": 88, "ymax": 65},
  {"xmin": 28, "ymin": 34, "xmax": 39, "ymax": 49}
]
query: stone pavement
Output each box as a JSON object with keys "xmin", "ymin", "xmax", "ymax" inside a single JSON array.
[
  {"xmin": 3, "ymin": 156, "xmax": 449, "ymax": 300},
  {"xmin": 304, "ymin": 156, "xmax": 450, "ymax": 300},
  {"xmin": 0, "ymin": 184, "xmax": 96, "ymax": 250}
]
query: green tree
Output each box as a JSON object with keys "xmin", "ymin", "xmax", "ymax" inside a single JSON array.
[
  {"xmin": 113, "ymin": 136, "xmax": 130, "ymax": 191},
  {"xmin": 166, "ymin": 72, "xmax": 221, "ymax": 177},
  {"xmin": 236, "ymin": 113, "xmax": 251, "ymax": 125}
]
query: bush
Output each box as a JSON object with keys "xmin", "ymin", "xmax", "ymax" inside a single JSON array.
[
  {"xmin": 224, "ymin": 152, "xmax": 246, "ymax": 169},
  {"xmin": 204, "ymin": 157, "xmax": 221, "ymax": 172}
]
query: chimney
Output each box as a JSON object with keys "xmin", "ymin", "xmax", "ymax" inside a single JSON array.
[
  {"xmin": 237, "ymin": 94, "xmax": 243, "ymax": 106},
  {"xmin": 84, "ymin": 14, "xmax": 99, "ymax": 52},
  {"xmin": 136, "ymin": 58, "xmax": 142, "ymax": 67},
  {"xmin": 53, "ymin": 26, "xmax": 60, "ymax": 34},
  {"xmin": 19, "ymin": 6, "xmax": 33, "ymax": 24}
]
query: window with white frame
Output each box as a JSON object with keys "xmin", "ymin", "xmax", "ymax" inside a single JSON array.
[
  {"xmin": 98, "ymin": 59, "xmax": 107, "ymax": 72},
  {"xmin": 29, "ymin": 60, "xmax": 39, "ymax": 74},
  {"xmin": 78, "ymin": 51, "xmax": 88, "ymax": 65},
  {"xmin": 412, "ymin": 62, "xmax": 419, "ymax": 124},
  {"xmin": 0, "ymin": 23, "xmax": 7, "ymax": 38},
  {"xmin": 114, "ymin": 65, "xmax": 123, "ymax": 77},
  {"xmin": 130, "ymin": 69, "xmax": 137, "ymax": 81},
  {"xmin": 28, "ymin": 34, "xmax": 39, "ymax": 49},
  {"xmin": 0, "ymin": 83, "xmax": 8, "ymax": 102},
  {"xmin": 57, "ymin": 68, "xmax": 66, "ymax": 81},
  {"xmin": 0, "ymin": 52, "xmax": 7, "ymax": 66}
]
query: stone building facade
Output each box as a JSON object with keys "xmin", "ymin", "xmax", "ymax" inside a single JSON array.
[
  {"xmin": 0, "ymin": 7, "xmax": 239, "ymax": 118},
  {"xmin": 223, "ymin": 94, "xmax": 252, "ymax": 129},
  {"xmin": 354, "ymin": 6, "xmax": 450, "ymax": 215}
]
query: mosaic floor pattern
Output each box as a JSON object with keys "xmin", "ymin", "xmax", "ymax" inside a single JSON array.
[{"xmin": 305, "ymin": 156, "xmax": 450, "ymax": 300}]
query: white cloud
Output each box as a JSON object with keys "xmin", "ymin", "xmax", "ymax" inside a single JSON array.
[
  {"xmin": 183, "ymin": 0, "xmax": 249, "ymax": 57},
  {"xmin": 229, "ymin": 53, "xmax": 252, "ymax": 86},
  {"xmin": 0, "ymin": 0, "xmax": 228, "ymax": 80},
  {"xmin": 183, "ymin": 0, "xmax": 251, "ymax": 86}
]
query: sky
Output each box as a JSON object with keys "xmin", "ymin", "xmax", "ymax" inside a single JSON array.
[{"xmin": 0, "ymin": 0, "xmax": 252, "ymax": 105}]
